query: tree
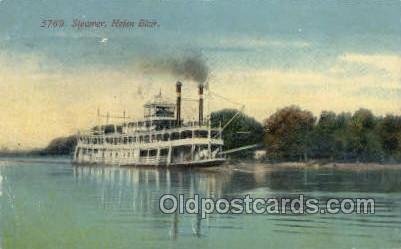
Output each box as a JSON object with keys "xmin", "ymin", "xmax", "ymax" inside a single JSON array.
[
  {"xmin": 211, "ymin": 109, "xmax": 264, "ymax": 158},
  {"xmin": 332, "ymin": 112, "xmax": 352, "ymax": 161},
  {"xmin": 41, "ymin": 135, "xmax": 78, "ymax": 155},
  {"xmin": 264, "ymin": 106, "xmax": 315, "ymax": 161},
  {"xmin": 377, "ymin": 114, "xmax": 401, "ymax": 161},
  {"xmin": 347, "ymin": 108, "xmax": 384, "ymax": 162},
  {"xmin": 310, "ymin": 111, "xmax": 337, "ymax": 159}
]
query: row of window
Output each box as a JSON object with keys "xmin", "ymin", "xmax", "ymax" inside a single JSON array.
[
  {"xmin": 79, "ymin": 148, "xmax": 168, "ymax": 158},
  {"xmin": 80, "ymin": 130, "xmax": 219, "ymax": 145}
]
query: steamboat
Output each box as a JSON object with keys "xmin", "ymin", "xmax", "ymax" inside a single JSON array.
[{"xmin": 73, "ymin": 82, "xmax": 227, "ymax": 167}]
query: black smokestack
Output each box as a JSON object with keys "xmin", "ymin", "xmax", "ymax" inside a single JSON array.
[
  {"xmin": 176, "ymin": 81, "xmax": 182, "ymax": 126},
  {"xmin": 198, "ymin": 84, "xmax": 204, "ymax": 125}
]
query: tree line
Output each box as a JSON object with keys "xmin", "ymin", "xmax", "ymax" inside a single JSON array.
[
  {"xmin": 212, "ymin": 106, "xmax": 401, "ymax": 163},
  {"xmin": 3, "ymin": 106, "xmax": 399, "ymax": 163}
]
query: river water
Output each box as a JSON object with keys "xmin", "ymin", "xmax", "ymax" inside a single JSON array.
[{"xmin": 0, "ymin": 157, "xmax": 400, "ymax": 249}]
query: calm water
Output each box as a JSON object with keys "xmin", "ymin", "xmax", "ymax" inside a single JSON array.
[{"xmin": 1, "ymin": 158, "xmax": 401, "ymax": 249}]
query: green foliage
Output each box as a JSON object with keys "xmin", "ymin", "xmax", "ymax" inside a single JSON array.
[
  {"xmin": 29, "ymin": 107, "xmax": 401, "ymax": 163},
  {"xmin": 377, "ymin": 114, "xmax": 401, "ymax": 161},
  {"xmin": 211, "ymin": 109, "xmax": 264, "ymax": 158},
  {"xmin": 310, "ymin": 111, "xmax": 338, "ymax": 159},
  {"xmin": 264, "ymin": 106, "xmax": 315, "ymax": 161},
  {"xmin": 263, "ymin": 106, "xmax": 401, "ymax": 163}
]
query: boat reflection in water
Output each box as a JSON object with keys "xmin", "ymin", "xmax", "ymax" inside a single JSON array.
[
  {"xmin": 71, "ymin": 164, "xmax": 401, "ymax": 240},
  {"xmin": 72, "ymin": 165, "xmax": 233, "ymax": 238},
  {"xmin": 2, "ymin": 160, "xmax": 401, "ymax": 248}
]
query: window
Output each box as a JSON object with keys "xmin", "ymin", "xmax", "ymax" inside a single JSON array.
[
  {"xmin": 160, "ymin": 148, "xmax": 168, "ymax": 156},
  {"xmin": 171, "ymin": 132, "xmax": 180, "ymax": 140},
  {"xmin": 140, "ymin": 150, "xmax": 147, "ymax": 157},
  {"xmin": 149, "ymin": 150, "xmax": 157, "ymax": 157},
  {"xmin": 181, "ymin": 130, "xmax": 192, "ymax": 139},
  {"xmin": 196, "ymin": 130, "xmax": 208, "ymax": 138},
  {"xmin": 163, "ymin": 133, "xmax": 169, "ymax": 141}
]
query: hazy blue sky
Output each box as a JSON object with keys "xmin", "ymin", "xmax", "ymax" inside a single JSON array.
[{"xmin": 0, "ymin": 0, "xmax": 400, "ymax": 148}]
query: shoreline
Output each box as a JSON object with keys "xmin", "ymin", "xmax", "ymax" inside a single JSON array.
[
  {"xmin": 1, "ymin": 155, "xmax": 401, "ymax": 171},
  {"xmin": 224, "ymin": 161, "xmax": 401, "ymax": 172}
]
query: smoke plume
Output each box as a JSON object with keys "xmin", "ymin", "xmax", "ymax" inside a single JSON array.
[{"xmin": 139, "ymin": 54, "xmax": 209, "ymax": 84}]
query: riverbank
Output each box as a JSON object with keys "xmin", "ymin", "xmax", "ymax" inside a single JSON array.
[
  {"xmin": 1, "ymin": 155, "xmax": 401, "ymax": 172},
  {"xmin": 223, "ymin": 161, "xmax": 401, "ymax": 173}
]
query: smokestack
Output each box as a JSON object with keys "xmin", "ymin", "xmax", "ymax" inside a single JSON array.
[
  {"xmin": 198, "ymin": 84, "xmax": 204, "ymax": 125},
  {"xmin": 176, "ymin": 81, "xmax": 182, "ymax": 126}
]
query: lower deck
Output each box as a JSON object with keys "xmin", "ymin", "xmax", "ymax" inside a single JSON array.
[{"xmin": 73, "ymin": 143, "xmax": 225, "ymax": 167}]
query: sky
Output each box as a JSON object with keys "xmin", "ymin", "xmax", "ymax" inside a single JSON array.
[{"xmin": 0, "ymin": 0, "xmax": 400, "ymax": 149}]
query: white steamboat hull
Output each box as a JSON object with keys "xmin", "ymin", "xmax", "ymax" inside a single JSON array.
[{"xmin": 73, "ymin": 137, "xmax": 225, "ymax": 167}]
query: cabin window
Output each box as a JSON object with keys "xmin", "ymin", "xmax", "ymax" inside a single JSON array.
[
  {"xmin": 156, "ymin": 134, "xmax": 162, "ymax": 141},
  {"xmin": 140, "ymin": 150, "xmax": 147, "ymax": 157},
  {"xmin": 139, "ymin": 136, "xmax": 143, "ymax": 143},
  {"xmin": 160, "ymin": 148, "xmax": 168, "ymax": 156},
  {"xmin": 163, "ymin": 133, "xmax": 169, "ymax": 141},
  {"xmin": 123, "ymin": 137, "xmax": 128, "ymax": 144},
  {"xmin": 197, "ymin": 130, "xmax": 208, "ymax": 138},
  {"xmin": 144, "ymin": 135, "xmax": 150, "ymax": 143},
  {"xmin": 151, "ymin": 134, "xmax": 156, "ymax": 142},
  {"xmin": 149, "ymin": 150, "xmax": 157, "ymax": 157},
  {"xmin": 171, "ymin": 132, "xmax": 180, "ymax": 140},
  {"xmin": 181, "ymin": 130, "xmax": 192, "ymax": 139},
  {"xmin": 104, "ymin": 125, "xmax": 115, "ymax": 134},
  {"xmin": 128, "ymin": 137, "xmax": 133, "ymax": 143}
]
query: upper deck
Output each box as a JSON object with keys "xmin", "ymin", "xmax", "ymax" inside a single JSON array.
[{"xmin": 78, "ymin": 82, "xmax": 222, "ymax": 145}]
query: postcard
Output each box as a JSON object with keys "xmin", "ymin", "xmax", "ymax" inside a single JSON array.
[{"xmin": 0, "ymin": 1, "xmax": 400, "ymax": 249}]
